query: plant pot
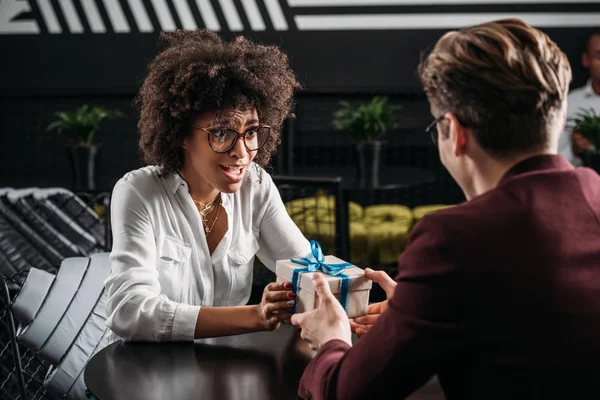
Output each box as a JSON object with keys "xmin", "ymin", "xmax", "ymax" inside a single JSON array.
[
  {"xmin": 68, "ymin": 144, "xmax": 100, "ymax": 192},
  {"xmin": 354, "ymin": 141, "xmax": 383, "ymax": 189},
  {"xmin": 582, "ymin": 149, "xmax": 600, "ymax": 174}
]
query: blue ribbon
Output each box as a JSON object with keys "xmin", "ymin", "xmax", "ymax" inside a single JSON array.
[{"xmin": 289, "ymin": 240, "xmax": 353, "ymax": 313}]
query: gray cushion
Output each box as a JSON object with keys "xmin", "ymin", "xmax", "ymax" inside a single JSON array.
[
  {"xmin": 17, "ymin": 257, "xmax": 89, "ymax": 350},
  {"xmin": 44, "ymin": 291, "xmax": 110, "ymax": 399},
  {"xmin": 40, "ymin": 252, "xmax": 110, "ymax": 364},
  {"xmin": 11, "ymin": 267, "xmax": 55, "ymax": 326}
]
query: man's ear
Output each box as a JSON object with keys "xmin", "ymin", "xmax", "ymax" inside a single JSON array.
[{"xmin": 446, "ymin": 113, "xmax": 468, "ymax": 156}]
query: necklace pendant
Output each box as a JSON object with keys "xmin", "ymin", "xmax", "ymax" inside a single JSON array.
[{"xmin": 204, "ymin": 225, "xmax": 210, "ymax": 234}]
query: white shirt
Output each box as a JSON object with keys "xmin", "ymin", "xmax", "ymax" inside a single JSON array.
[
  {"xmin": 558, "ymin": 80, "xmax": 600, "ymax": 166},
  {"xmin": 104, "ymin": 164, "xmax": 310, "ymax": 342}
]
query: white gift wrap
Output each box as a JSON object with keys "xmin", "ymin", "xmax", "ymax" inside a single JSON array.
[{"xmin": 275, "ymin": 255, "xmax": 372, "ymax": 319}]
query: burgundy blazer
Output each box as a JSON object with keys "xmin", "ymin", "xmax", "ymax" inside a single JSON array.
[{"xmin": 298, "ymin": 155, "xmax": 600, "ymax": 400}]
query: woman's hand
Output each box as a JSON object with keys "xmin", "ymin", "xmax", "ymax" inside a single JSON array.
[{"xmin": 255, "ymin": 281, "xmax": 296, "ymax": 331}]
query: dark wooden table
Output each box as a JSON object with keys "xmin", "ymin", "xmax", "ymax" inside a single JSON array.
[
  {"xmin": 84, "ymin": 324, "xmax": 445, "ymax": 400},
  {"xmin": 84, "ymin": 325, "xmax": 317, "ymax": 400}
]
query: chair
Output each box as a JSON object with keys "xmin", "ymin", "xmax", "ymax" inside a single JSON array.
[
  {"xmin": 1, "ymin": 274, "xmax": 28, "ymax": 400},
  {"xmin": 5, "ymin": 253, "xmax": 111, "ymax": 400},
  {"xmin": 0, "ymin": 188, "xmax": 111, "ymax": 400},
  {"xmin": 1, "ymin": 272, "xmax": 54, "ymax": 400},
  {"xmin": 272, "ymin": 175, "xmax": 349, "ymax": 261}
]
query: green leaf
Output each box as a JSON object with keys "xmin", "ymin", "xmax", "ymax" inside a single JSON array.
[
  {"xmin": 569, "ymin": 107, "xmax": 600, "ymax": 150},
  {"xmin": 46, "ymin": 104, "xmax": 123, "ymax": 146},
  {"xmin": 331, "ymin": 95, "xmax": 402, "ymax": 142},
  {"xmin": 46, "ymin": 121, "xmax": 64, "ymax": 132}
]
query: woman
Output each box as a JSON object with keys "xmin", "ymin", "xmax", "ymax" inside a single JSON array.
[{"xmin": 105, "ymin": 29, "xmax": 310, "ymax": 342}]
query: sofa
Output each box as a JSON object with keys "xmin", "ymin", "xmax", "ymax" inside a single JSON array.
[{"xmin": 285, "ymin": 195, "xmax": 453, "ymax": 266}]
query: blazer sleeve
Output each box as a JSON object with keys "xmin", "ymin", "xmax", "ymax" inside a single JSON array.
[{"xmin": 298, "ymin": 215, "xmax": 468, "ymax": 400}]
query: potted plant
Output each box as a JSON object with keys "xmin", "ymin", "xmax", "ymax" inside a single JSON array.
[
  {"xmin": 569, "ymin": 108, "xmax": 600, "ymax": 173},
  {"xmin": 332, "ymin": 96, "xmax": 402, "ymax": 189},
  {"xmin": 47, "ymin": 105, "xmax": 122, "ymax": 191}
]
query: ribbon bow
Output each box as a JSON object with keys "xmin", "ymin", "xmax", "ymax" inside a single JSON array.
[{"xmin": 289, "ymin": 240, "xmax": 353, "ymax": 313}]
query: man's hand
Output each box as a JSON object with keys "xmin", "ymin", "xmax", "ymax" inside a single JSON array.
[
  {"xmin": 350, "ymin": 268, "xmax": 397, "ymax": 338},
  {"xmin": 573, "ymin": 131, "xmax": 593, "ymax": 155},
  {"xmin": 291, "ymin": 273, "xmax": 352, "ymax": 351}
]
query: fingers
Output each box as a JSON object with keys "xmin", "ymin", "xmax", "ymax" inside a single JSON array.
[
  {"xmin": 291, "ymin": 312, "xmax": 305, "ymax": 327},
  {"xmin": 312, "ymin": 273, "xmax": 335, "ymax": 303},
  {"xmin": 275, "ymin": 312, "xmax": 293, "ymax": 322},
  {"xmin": 355, "ymin": 327, "xmax": 369, "ymax": 338},
  {"xmin": 264, "ymin": 289, "xmax": 295, "ymax": 303},
  {"xmin": 264, "ymin": 318, "xmax": 281, "ymax": 331},
  {"xmin": 260, "ymin": 282, "xmax": 297, "ymax": 330},
  {"xmin": 350, "ymin": 319, "xmax": 370, "ymax": 331},
  {"xmin": 349, "ymin": 320, "xmax": 363, "ymax": 332},
  {"xmin": 366, "ymin": 302, "xmax": 382, "ymax": 314},
  {"xmin": 300, "ymin": 329, "xmax": 312, "ymax": 343},
  {"xmin": 364, "ymin": 268, "xmax": 397, "ymax": 294},
  {"xmin": 263, "ymin": 300, "xmax": 295, "ymax": 315},
  {"xmin": 265, "ymin": 281, "xmax": 292, "ymax": 292},
  {"xmin": 264, "ymin": 282, "xmax": 295, "ymax": 304},
  {"xmin": 353, "ymin": 314, "xmax": 379, "ymax": 325},
  {"xmin": 572, "ymin": 133, "xmax": 593, "ymax": 152},
  {"xmin": 349, "ymin": 320, "xmax": 371, "ymax": 338}
]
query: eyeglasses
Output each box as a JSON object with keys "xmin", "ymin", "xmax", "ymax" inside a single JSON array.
[
  {"xmin": 190, "ymin": 124, "xmax": 271, "ymax": 153},
  {"xmin": 425, "ymin": 115, "xmax": 445, "ymax": 145}
]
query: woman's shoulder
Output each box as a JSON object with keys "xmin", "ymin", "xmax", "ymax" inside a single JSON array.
[{"xmin": 114, "ymin": 165, "xmax": 167, "ymax": 196}]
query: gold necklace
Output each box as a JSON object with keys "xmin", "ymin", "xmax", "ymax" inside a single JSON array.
[
  {"xmin": 193, "ymin": 195, "xmax": 222, "ymax": 235},
  {"xmin": 204, "ymin": 205, "xmax": 221, "ymax": 236},
  {"xmin": 193, "ymin": 193, "xmax": 220, "ymax": 215},
  {"xmin": 179, "ymin": 170, "xmax": 222, "ymax": 235}
]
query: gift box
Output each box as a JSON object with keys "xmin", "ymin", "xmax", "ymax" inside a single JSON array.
[{"xmin": 276, "ymin": 241, "xmax": 372, "ymax": 319}]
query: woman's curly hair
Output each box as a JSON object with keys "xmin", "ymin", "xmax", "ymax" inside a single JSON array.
[{"xmin": 136, "ymin": 29, "xmax": 301, "ymax": 173}]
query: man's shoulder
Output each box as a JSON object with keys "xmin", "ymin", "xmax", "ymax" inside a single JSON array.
[
  {"xmin": 567, "ymin": 84, "xmax": 591, "ymax": 102},
  {"xmin": 414, "ymin": 190, "xmax": 517, "ymax": 240}
]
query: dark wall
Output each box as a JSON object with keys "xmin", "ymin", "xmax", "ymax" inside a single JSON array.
[
  {"xmin": 1, "ymin": 1, "xmax": 598, "ymax": 94},
  {"xmin": 1, "ymin": 0, "xmax": 598, "ymax": 193}
]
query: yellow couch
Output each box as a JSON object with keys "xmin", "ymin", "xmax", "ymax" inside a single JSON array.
[
  {"xmin": 286, "ymin": 195, "xmax": 368, "ymax": 265},
  {"xmin": 363, "ymin": 205, "xmax": 413, "ymax": 265},
  {"xmin": 284, "ymin": 196, "xmax": 455, "ymax": 266},
  {"xmin": 285, "ymin": 195, "xmax": 364, "ymax": 223}
]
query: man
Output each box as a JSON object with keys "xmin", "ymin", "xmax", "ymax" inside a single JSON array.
[
  {"xmin": 291, "ymin": 19, "xmax": 600, "ymax": 400},
  {"xmin": 558, "ymin": 31, "xmax": 600, "ymax": 166}
]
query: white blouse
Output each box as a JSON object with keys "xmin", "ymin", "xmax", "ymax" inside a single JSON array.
[{"xmin": 104, "ymin": 164, "xmax": 311, "ymax": 342}]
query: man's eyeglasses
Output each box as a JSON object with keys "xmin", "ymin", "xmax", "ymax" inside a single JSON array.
[
  {"xmin": 190, "ymin": 125, "xmax": 271, "ymax": 153},
  {"xmin": 425, "ymin": 115, "xmax": 445, "ymax": 145}
]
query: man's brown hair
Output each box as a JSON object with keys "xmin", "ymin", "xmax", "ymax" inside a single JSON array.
[{"xmin": 419, "ymin": 18, "xmax": 572, "ymax": 158}]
